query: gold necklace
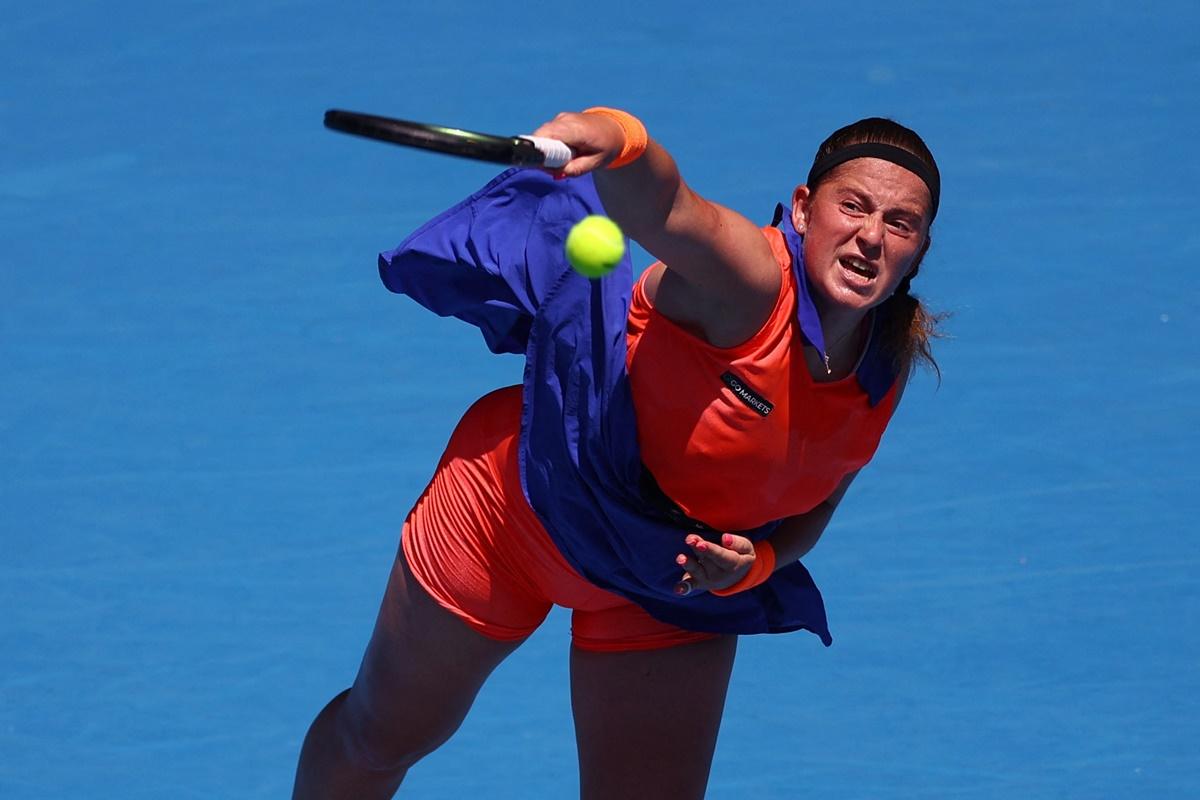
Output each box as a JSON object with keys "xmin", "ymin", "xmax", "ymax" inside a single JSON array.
[{"xmin": 820, "ymin": 314, "xmax": 870, "ymax": 375}]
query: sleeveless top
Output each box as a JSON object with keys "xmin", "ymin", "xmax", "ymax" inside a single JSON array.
[
  {"xmin": 377, "ymin": 169, "xmax": 903, "ymax": 642},
  {"xmin": 626, "ymin": 226, "xmax": 897, "ymax": 531}
]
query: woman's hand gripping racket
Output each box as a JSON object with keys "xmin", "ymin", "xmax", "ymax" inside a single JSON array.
[{"xmin": 323, "ymin": 109, "xmax": 574, "ymax": 168}]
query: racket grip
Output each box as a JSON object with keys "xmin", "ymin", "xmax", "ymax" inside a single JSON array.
[{"xmin": 520, "ymin": 136, "xmax": 573, "ymax": 169}]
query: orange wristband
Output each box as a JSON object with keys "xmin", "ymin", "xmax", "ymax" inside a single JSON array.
[
  {"xmin": 582, "ymin": 107, "xmax": 648, "ymax": 169},
  {"xmin": 710, "ymin": 539, "xmax": 777, "ymax": 597}
]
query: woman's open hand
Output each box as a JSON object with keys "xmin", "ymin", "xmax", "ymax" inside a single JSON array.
[{"xmin": 674, "ymin": 533, "xmax": 757, "ymax": 596}]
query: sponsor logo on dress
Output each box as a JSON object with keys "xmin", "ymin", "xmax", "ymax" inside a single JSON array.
[{"xmin": 720, "ymin": 371, "xmax": 773, "ymax": 417}]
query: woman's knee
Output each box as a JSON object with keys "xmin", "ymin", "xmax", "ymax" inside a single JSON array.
[
  {"xmin": 334, "ymin": 687, "xmax": 458, "ymax": 774},
  {"xmin": 326, "ymin": 549, "xmax": 525, "ymax": 775},
  {"xmin": 336, "ymin": 612, "xmax": 511, "ymax": 773}
]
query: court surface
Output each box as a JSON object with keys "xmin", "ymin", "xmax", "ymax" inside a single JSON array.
[{"xmin": 2, "ymin": 2, "xmax": 1197, "ymax": 797}]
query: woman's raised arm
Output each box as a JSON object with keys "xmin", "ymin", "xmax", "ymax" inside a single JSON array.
[{"xmin": 532, "ymin": 110, "xmax": 781, "ymax": 346}]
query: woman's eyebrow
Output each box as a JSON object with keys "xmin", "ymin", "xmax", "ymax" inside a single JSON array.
[
  {"xmin": 889, "ymin": 204, "xmax": 924, "ymax": 220},
  {"xmin": 835, "ymin": 180, "xmax": 926, "ymax": 219}
]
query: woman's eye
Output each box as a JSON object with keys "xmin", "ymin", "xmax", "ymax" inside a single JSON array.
[{"xmin": 840, "ymin": 200, "xmax": 862, "ymax": 213}]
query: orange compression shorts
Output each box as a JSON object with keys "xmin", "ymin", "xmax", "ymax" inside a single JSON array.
[{"xmin": 401, "ymin": 385, "xmax": 717, "ymax": 653}]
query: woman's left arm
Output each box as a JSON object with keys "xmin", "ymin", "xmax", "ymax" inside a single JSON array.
[{"xmin": 674, "ymin": 471, "xmax": 857, "ymax": 596}]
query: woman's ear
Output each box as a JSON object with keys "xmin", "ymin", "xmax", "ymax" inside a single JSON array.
[{"xmin": 791, "ymin": 184, "xmax": 812, "ymax": 234}]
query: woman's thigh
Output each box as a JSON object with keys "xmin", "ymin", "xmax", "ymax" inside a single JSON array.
[{"xmin": 570, "ymin": 634, "xmax": 738, "ymax": 800}]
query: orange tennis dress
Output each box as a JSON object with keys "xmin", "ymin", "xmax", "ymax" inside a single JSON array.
[{"xmin": 400, "ymin": 225, "xmax": 898, "ymax": 650}]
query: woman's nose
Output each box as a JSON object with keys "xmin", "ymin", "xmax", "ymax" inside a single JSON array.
[{"xmin": 856, "ymin": 213, "xmax": 884, "ymax": 249}]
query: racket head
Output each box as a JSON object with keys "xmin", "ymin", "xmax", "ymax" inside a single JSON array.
[{"xmin": 323, "ymin": 109, "xmax": 547, "ymax": 166}]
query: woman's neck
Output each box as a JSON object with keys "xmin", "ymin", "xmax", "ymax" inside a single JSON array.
[{"xmin": 807, "ymin": 305, "xmax": 871, "ymax": 381}]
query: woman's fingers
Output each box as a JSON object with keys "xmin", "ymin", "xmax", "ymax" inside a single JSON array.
[
  {"xmin": 531, "ymin": 111, "xmax": 625, "ymax": 176},
  {"xmin": 677, "ymin": 534, "xmax": 757, "ymax": 595},
  {"xmin": 685, "ymin": 535, "xmax": 741, "ymax": 571},
  {"xmin": 721, "ymin": 533, "xmax": 756, "ymax": 556},
  {"xmin": 559, "ymin": 153, "xmax": 608, "ymax": 178},
  {"xmin": 675, "ymin": 548, "xmax": 716, "ymax": 596},
  {"xmin": 676, "ymin": 553, "xmax": 708, "ymax": 581}
]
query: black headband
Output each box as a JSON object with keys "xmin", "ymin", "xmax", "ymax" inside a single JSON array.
[{"xmin": 806, "ymin": 142, "xmax": 940, "ymax": 221}]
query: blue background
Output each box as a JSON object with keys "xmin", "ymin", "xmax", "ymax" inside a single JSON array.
[{"xmin": 2, "ymin": 1, "xmax": 1197, "ymax": 797}]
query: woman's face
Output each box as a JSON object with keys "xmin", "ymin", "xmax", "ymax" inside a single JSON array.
[{"xmin": 791, "ymin": 157, "xmax": 932, "ymax": 318}]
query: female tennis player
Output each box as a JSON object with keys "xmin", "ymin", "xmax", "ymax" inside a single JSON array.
[{"xmin": 293, "ymin": 109, "xmax": 941, "ymax": 799}]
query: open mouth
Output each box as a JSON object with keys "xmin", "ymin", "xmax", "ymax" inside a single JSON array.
[{"xmin": 839, "ymin": 256, "xmax": 877, "ymax": 280}]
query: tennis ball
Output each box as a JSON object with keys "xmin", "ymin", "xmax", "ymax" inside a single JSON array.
[{"xmin": 565, "ymin": 215, "xmax": 625, "ymax": 278}]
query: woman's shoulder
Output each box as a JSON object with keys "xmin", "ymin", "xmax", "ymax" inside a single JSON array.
[
  {"xmin": 758, "ymin": 225, "xmax": 791, "ymax": 269},
  {"xmin": 630, "ymin": 241, "xmax": 795, "ymax": 356}
]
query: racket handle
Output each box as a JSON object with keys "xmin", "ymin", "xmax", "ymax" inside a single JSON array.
[{"xmin": 520, "ymin": 136, "xmax": 573, "ymax": 169}]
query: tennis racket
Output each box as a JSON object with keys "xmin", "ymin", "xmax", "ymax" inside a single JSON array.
[{"xmin": 323, "ymin": 109, "xmax": 573, "ymax": 168}]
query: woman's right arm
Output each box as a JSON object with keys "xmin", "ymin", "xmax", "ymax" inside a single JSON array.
[{"xmin": 532, "ymin": 111, "xmax": 781, "ymax": 347}]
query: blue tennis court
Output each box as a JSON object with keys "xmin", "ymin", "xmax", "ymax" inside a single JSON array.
[{"xmin": 3, "ymin": 2, "xmax": 1197, "ymax": 797}]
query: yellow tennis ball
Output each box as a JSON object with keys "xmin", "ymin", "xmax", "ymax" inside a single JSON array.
[{"xmin": 565, "ymin": 215, "xmax": 625, "ymax": 278}]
